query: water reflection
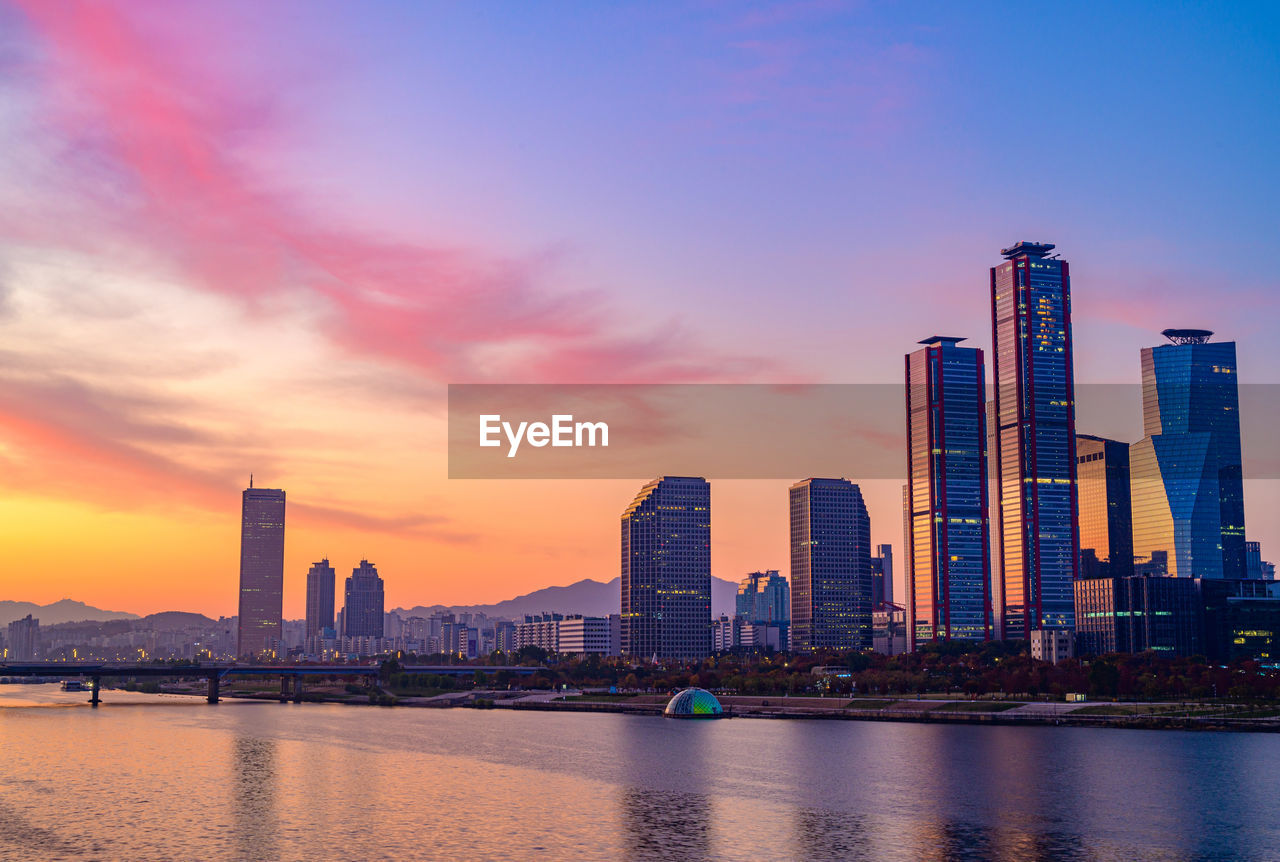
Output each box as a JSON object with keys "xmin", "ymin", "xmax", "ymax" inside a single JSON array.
[
  {"xmin": 231, "ymin": 735, "xmax": 279, "ymax": 861},
  {"xmin": 621, "ymin": 786, "xmax": 711, "ymax": 860},
  {"xmin": 618, "ymin": 715, "xmax": 713, "ymax": 859},
  {"xmin": 792, "ymin": 807, "xmax": 870, "ymax": 859}
]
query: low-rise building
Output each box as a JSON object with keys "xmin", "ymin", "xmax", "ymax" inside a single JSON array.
[
  {"xmin": 1074, "ymin": 575, "xmax": 1202, "ymax": 657},
  {"xmin": 872, "ymin": 603, "xmax": 907, "ymax": 656},
  {"xmin": 1030, "ymin": 628, "xmax": 1073, "ymax": 664}
]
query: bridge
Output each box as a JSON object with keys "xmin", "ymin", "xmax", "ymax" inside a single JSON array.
[{"xmin": 0, "ymin": 663, "xmax": 550, "ymax": 705}]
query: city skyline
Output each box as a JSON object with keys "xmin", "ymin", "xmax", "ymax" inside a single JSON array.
[{"xmin": 1, "ymin": 1, "xmax": 1278, "ymax": 618}]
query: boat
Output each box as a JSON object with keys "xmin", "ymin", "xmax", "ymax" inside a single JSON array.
[{"xmin": 60, "ymin": 680, "xmax": 87, "ymax": 692}]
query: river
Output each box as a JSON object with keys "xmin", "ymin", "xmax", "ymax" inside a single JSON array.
[{"xmin": 1, "ymin": 684, "xmax": 1277, "ymax": 860}]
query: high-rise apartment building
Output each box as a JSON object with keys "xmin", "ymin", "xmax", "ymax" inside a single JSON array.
[
  {"xmin": 305, "ymin": 559, "xmax": 336, "ymax": 639},
  {"xmin": 905, "ymin": 336, "xmax": 993, "ymax": 648},
  {"xmin": 620, "ymin": 476, "xmax": 712, "ymax": 660},
  {"xmin": 342, "ymin": 560, "xmax": 385, "ymax": 638},
  {"xmin": 236, "ymin": 482, "xmax": 286, "ymax": 658},
  {"xmin": 1076, "ymin": 435, "xmax": 1134, "ymax": 580},
  {"xmin": 1130, "ymin": 329, "xmax": 1246, "ymax": 579},
  {"xmin": 991, "ymin": 242, "xmax": 1079, "ymax": 638},
  {"xmin": 789, "ymin": 478, "xmax": 872, "ymax": 651},
  {"xmin": 5, "ymin": 615, "xmax": 39, "ymax": 661}
]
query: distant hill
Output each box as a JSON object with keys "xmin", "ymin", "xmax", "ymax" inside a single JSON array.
[
  {"xmin": 141, "ymin": 611, "xmax": 217, "ymax": 631},
  {"xmin": 0, "ymin": 599, "xmax": 139, "ymax": 627},
  {"xmin": 394, "ymin": 575, "xmax": 739, "ymax": 621}
]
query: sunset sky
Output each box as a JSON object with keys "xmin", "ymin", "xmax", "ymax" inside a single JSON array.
[{"xmin": 1, "ymin": 1, "xmax": 1277, "ymax": 617}]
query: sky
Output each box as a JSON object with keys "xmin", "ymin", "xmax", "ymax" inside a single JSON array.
[{"xmin": 0, "ymin": 0, "xmax": 1277, "ymax": 617}]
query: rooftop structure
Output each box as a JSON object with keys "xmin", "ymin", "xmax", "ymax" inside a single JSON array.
[
  {"xmin": 999, "ymin": 241, "xmax": 1056, "ymax": 259},
  {"xmin": 1161, "ymin": 328, "xmax": 1214, "ymax": 345}
]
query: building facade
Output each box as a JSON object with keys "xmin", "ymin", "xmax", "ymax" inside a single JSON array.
[
  {"xmin": 1030, "ymin": 628, "xmax": 1074, "ymax": 664},
  {"xmin": 621, "ymin": 476, "xmax": 712, "ymax": 660},
  {"xmin": 1074, "ymin": 575, "xmax": 1202, "ymax": 657},
  {"xmin": 735, "ymin": 569, "xmax": 790, "ymax": 648},
  {"xmin": 305, "ymin": 558, "xmax": 336, "ymax": 640},
  {"xmin": 343, "ymin": 560, "xmax": 385, "ymax": 638},
  {"xmin": 905, "ymin": 336, "xmax": 993, "ymax": 648},
  {"xmin": 871, "ymin": 544, "xmax": 894, "ymax": 608},
  {"xmin": 735, "ymin": 570, "xmax": 790, "ymax": 624},
  {"xmin": 872, "ymin": 603, "xmax": 908, "ymax": 656},
  {"xmin": 1130, "ymin": 329, "xmax": 1246, "ymax": 580},
  {"xmin": 5, "ymin": 615, "xmax": 39, "ymax": 660},
  {"xmin": 789, "ymin": 478, "xmax": 872, "ymax": 651},
  {"xmin": 236, "ymin": 483, "xmax": 286, "ymax": 658},
  {"xmin": 990, "ymin": 241, "xmax": 1079, "ymax": 638},
  {"xmin": 559, "ymin": 614, "xmax": 621, "ymax": 656},
  {"xmin": 1200, "ymin": 579, "xmax": 1280, "ymax": 665},
  {"xmin": 1076, "ymin": 435, "xmax": 1134, "ymax": 580}
]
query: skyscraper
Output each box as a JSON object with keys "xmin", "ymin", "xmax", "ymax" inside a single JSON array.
[
  {"xmin": 991, "ymin": 241, "xmax": 1079, "ymax": 638},
  {"xmin": 735, "ymin": 569, "xmax": 790, "ymax": 625},
  {"xmin": 789, "ymin": 478, "xmax": 872, "ymax": 651},
  {"xmin": 735, "ymin": 569, "xmax": 790, "ymax": 649},
  {"xmin": 236, "ymin": 481, "xmax": 286, "ymax": 658},
  {"xmin": 620, "ymin": 476, "xmax": 712, "ymax": 660},
  {"xmin": 871, "ymin": 543, "xmax": 894, "ymax": 607},
  {"xmin": 1076, "ymin": 435, "xmax": 1133, "ymax": 579},
  {"xmin": 305, "ymin": 559, "xmax": 336, "ymax": 639},
  {"xmin": 905, "ymin": 336, "xmax": 993, "ymax": 648},
  {"xmin": 343, "ymin": 560, "xmax": 385, "ymax": 638},
  {"xmin": 1130, "ymin": 329, "xmax": 1246, "ymax": 578}
]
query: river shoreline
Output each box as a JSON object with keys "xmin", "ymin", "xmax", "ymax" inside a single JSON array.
[{"xmin": 205, "ymin": 689, "xmax": 1280, "ymax": 733}]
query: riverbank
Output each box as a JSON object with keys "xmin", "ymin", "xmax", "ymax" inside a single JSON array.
[{"xmin": 205, "ymin": 687, "xmax": 1280, "ymax": 732}]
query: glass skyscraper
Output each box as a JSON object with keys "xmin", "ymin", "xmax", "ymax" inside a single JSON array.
[
  {"xmin": 305, "ymin": 558, "xmax": 336, "ymax": 639},
  {"xmin": 1130, "ymin": 329, "xmax": 1246, "ymax": 578},
  {"xmin": 236, "ymin": 482, "xmax": 286, "ymax": 658},
  {"xmin": 620, "ymin": 476, "xmax": 712, "ymax": 660},
  {"xmin": 1076, "ymin": 434, "xmax": 1134, "ymax": 579},
  {"xmin": 789, "ymin": 478, "xmax": 872, "ymax": 651},
  {"xmin": 991, "ymin": 241, "xmax": 1079, "ymax": 638},
  {"xmin": 905, "ymin": 336, "xmax": 993, "ymax": 647},
  {"xmin": 735, "ymin": 569, "xmax": 790, "ymax": 625},
  {"xmin": 343, "ymin": 560, "xmax": 385, "ymax": 638}
]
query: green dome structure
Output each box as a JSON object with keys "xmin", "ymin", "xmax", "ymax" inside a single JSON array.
[{"xmin": 664, "ymin": 687, "xmax": 724, "ymax": 719}]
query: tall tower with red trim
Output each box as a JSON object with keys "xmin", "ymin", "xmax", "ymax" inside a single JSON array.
[
  {"xmin": 905, "ymin": 336, "xmax": 993, "ymax": 649},
  {"xmin": 990, "ymin": 242, "xmax": 1080, "ymax": 639}
]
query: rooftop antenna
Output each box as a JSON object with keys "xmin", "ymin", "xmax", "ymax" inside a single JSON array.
[{"xmin": 249, "ymin": 473, "xmax": 253, "ymax": 489}]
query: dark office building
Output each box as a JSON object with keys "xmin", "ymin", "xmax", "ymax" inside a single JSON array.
[
  {"xmin": 905, "ymin": 336, "xmax": 992, "ymax": 647},
  {"xmin": 1076, "ymin": 434, "xmax": 1133, "ymax": 580},
  {"xmin": 1130, "ymin": 330, "xmax": 1246, "ymax": 578},
  {"xmin": 790, "ymin": 478, "xmax": 872, "ymax": 651},
  {"xmin": 342, "ymin": 560, "xmax": 385, "ymax": 638},
  {"xmin": 236, "ymin": 481, "xmax": 286, "ymax": 658},
  {"xmin": 305, "ymin": 558, "xmax": 336, "ymax": 639},
  {"xmin": 1199, "ymin": 579, "xmax": 1280, "ymax": 665},
  {"xmin": 991, "ymin": 242, "xmax": 1080, "ymax": 638},
  {"xmin": 621, "ymin": 476, "xmax": 712, "ymax": 660},
  {"xmin": 871, "ymin": 544, "xmax": 894, "ymax": 608},
  {"xmin": 1074, "ymin": 575, "xmax": 1202, "ymax": 657}
]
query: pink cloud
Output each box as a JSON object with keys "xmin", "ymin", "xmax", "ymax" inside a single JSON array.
[{"xmin": 6, "ymin": 0, "xmax": 781, "ymax": 385}]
